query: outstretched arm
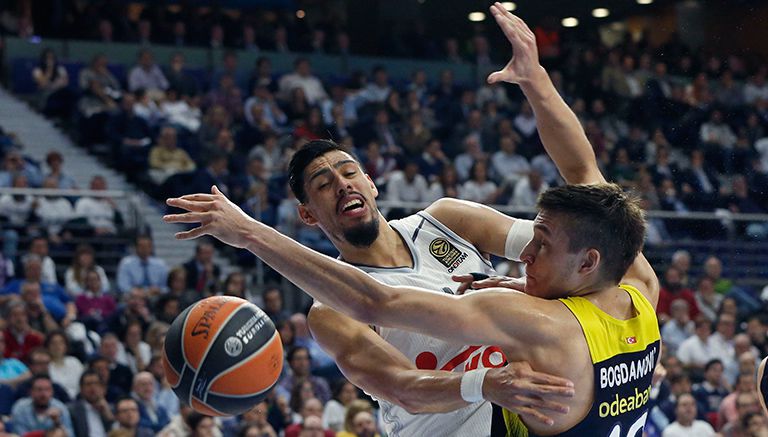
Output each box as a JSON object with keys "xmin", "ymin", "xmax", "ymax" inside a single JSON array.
[
  {"xmin": 308, "ymin": 303, "xmax": 573, "ymax": 421},
  {"xmin": 165, "ymin": 188, "xmax": 572, "ymax": 352},
  {"xmin": 486, "ymin": 3, "xmax": 659, "ymax": 305}
]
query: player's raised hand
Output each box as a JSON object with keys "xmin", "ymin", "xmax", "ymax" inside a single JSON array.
[
  {"xmin": 486, "ymin": 2, "xmax": 543, "ymax": 85},
  {"xmin": 164, "ymin": 185, "xmax": 259, "ymax": 248},
  {"xmin": 484, "ymin": 361, "xmax": 574, "ymax": 426}
]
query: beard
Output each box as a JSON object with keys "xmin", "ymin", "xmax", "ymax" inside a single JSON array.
[{"xmin": 343, "ymin": 216, "xmax": 380, "ymax": 247}]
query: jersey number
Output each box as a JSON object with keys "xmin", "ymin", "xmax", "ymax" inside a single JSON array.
[{"xmin": 607, "ymin": 412, "xmax": 647, "ymax": 437}]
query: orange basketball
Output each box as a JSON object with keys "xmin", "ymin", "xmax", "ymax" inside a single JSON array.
[{"xmin": 162, "ymin": 296, "xmax": 283, "ymax": 416}]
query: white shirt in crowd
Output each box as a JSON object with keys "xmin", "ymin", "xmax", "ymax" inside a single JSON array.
[
  {"xmin": 278, "ymin": 73, "xmax": 328, "ymax": 105},
  {"xmin": 74, "ymin": 197, "xmax": 117, "ymax": 234},
  {"xmin": 460, "ymin": 180, "xmax": 497, "ymax": 203},
  {"xmin": 49, "ymin": 356, "xmax": 85, "ymax": 399},
  {"xmin": 662, "ymin": 420, "xmax": 716, "ymax": 437},
  {"xmin": 0, "ymin": 194, "xmax": 34, "ymax": 225},
  {"xmin": 510, "ymin": 178, "xmax": 549, "ymax": 207},
  {"xmin": 676, "ymin": 335, "xmax": 715, "ymax": 368},
  {"xmin": 36, "ymin": 196, "xmax": 74, "ymax": 235},
  {"xmin": 386, "ymin": 171, "xmax": 430, "ymax": 203},
  {"xmin": 491, "ymin": 152, "xmax": 530, "ymax": 185}
]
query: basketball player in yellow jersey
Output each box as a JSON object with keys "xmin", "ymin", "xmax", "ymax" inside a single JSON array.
[{"xmin": 164, "ymin": 4, "xmax": 661, "ymax": 436}]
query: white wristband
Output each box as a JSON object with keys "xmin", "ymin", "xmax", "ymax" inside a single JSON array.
[{"xmin": 460, "ymin": 368, "xmax": 489, "ymax": 403}]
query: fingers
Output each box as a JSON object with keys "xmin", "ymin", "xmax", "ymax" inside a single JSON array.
[
  {"xmin": 451, "ymin": 274, "xmax": 474, "ymax": 283},
  {"xmin": 163, "ymin": 212, "xmax": 211, "ymax": 224},
  {"xmin": 178, "ymin": 193, "xmax": 218, "ymax": 201},
  {"xmin": 526, "ymin": 371, "xmax": 576, "ymax": 391},
  {"xmin": 487, "ymin": 70, "xmax": 506, "ymax": 84},
  {"xmin": 175, "ymin": 224, "xmax": 211, "ymax": 240},
  {"xmin": 516, "ymin": 395, "xmax": 570, "ymax": 414},
  {"xmin": 515, "ymin": 406, "xmax": 555, "ymax": 426},
  {"xmin": 166, "ymin": 198, "xmax": 215, "ymax": 212}
]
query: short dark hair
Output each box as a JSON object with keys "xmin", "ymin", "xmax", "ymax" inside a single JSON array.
[
  {"xmin": 287, "ymin": 346, "xmax": 310, "ymax": 362},
  {"xmin": 704, "ymin": 358, "xmax": 723, "ymax": 372},
  {"xmin": 79, "ymin": 369, "xmax": 102, "ymax": 386},
  {"xmin": 30, "ymin": 374, "xmax": 52, "ymax": 387},
  {"xmin": 288, "ymin": 139, "xmax": 353, "ymax": 203},
  {"xmin": 536, "ymin": 183, "xmax": 646, "ymax": 284}
]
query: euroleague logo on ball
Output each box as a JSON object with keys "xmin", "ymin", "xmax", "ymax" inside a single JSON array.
[{"xmin": 224, "ymin": 336, "xmax": 243, "ymax": 357}]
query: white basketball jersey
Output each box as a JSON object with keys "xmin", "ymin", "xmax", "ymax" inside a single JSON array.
[{"xmin": 355, "ymin": 211, "xmax": 505, "ymax": 437}]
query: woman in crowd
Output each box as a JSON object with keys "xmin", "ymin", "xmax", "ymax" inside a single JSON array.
[
  {"xmin": 65, "ymin": 244, "xmax": 110, "ymax": 296},
  {"xmin": 74, "ymin": 267, "xmax": 117, "ymax": 333},
  {"xmin": 46, "ymin": 330, "xmax": 84, "ymax": 399},
  {"xmin": 323, "ymin": 379, "xmax": 361, "ymax": 432},
  {"xmin": 32, "ymin": 48, "xmax": 74, "ymax": 117}
]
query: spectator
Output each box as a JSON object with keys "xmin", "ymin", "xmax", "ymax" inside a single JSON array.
[
  {"xmin": 2, "ymin": 301, "xmax": 44, "ymax": 362},
  {"xmin": 88, "ymin": 356, "xmax": 127, "ymax": 404},
  {"xmin": 662, "ymin": 393, "xmax": 715, "ymax": 437},
  {"xmin": 131, "ymin": 371, "xmax": 170, "ymax": 433},
  {"xmin": 182, "ymin": 241, "xmax": 220, "ymax": 295},
  {"xmin": 417, "ymin": 139, "xmax": 449, "ymax": 183},
  {"xmin": 657, "ymin": 266, "xmax": 700, "ymax": 323},
  {"xmin": 117, "ymin": 236, "xmax": 169, "ymax": 295},
  {"xmin": 107, "ymin": 288, "xmax": 152, "ymax": 338},
  {"xmin": 146, "ymin": 355, "xmax": 178, "ymax": 417},
  {"xmin": 11, "ymin": 375, "xmax": 74, "ymax": 436},
  {"xmin": 278, "ymin": 347, "xmax": 331, "ymax": 405},
  {"xmin": 148, "ymin": 126, "xmax": 196, "ymax": 186},
  {"xmin": 66, "ymin": 244, "xmax": 110, "ymax": 296},
  {"xmin": 743, "ymin": 70, "xmax": 768, "ymax": 104},
  {"xmin": 661, "ymin": 299, "xmax": 695, "ymax": 355},
  {"xmin": 164, "ymin": 53, "xmax": 199, "ymax": 98},
  {"xmin": 44, "ymin": 150, "xmax": 77, "ymax": 190},
  {"xmin": 32, "ymin": 48, "xmax": 73, "ymax": 118},
  {"xmin": 710, "ymin": 313, "xmax": 737, "ymax": 367},
  {"xmin": 96, "ymin": 334, "xmax": 134, "ymax": 396},
  {"xmin": 160, "ymin": 88, "xmax": 202, "ymax": 133},
  {"xmin": 14, "ymin": 348, "xmax": 70, "ymax": 403},
  {"xmin": 278, "ymin": 58, "xmax": 328, "ymax": 105},
  {"xmin": 20, "ymin": 282, "xmax": 60, "ymax": 334},
  {"xmin": 692, "ymin": 359, "xmax": 730, "ymax": 417},
  {"xmin": 4, "ymin": 254, "xmax": 74, "ymax": 324},
  {"xmin": 721, "ymin": 392, "xmax": 762, "ymax": 437},
  {"xmin": 703, "ymin": 256, "xmax": 734, "ymax": 295},
  {"xmin": 491, "ymin": 136, "xmax": 530, "ymax": 187},
  {"xmin": 694, "ymin": 277, "xmax": 722, "ymax": 323},
  {"xmin": 74, "ymin": 175, "xmax": 122, "ymax": 236},
  {"xmin": 231, "ymin": 401, "xmax": 276, "ymax": 437},
  {"xmin": 400, "ymin": 112, "xmax": 432, "ymax": 156},
  {"xmin": 128, "ymin": 49, "xmax": 169, "ymax": 98},
  {"xmin": 358, "ymin": 66, "xmax": 391, "ymax": 105},
  {"xmin": 284, "ymin": 398, "xmax": 333, "ymax": 437},
  {"xmin": 0, "ymin": 174, "xmax": 36, "ymax": 228},
  {"xmin": 263, "ymin": 287, "xmax": 290, "ymax": 324},
  {"xmin": 718, "ymin": 372, "xmax": 756, "ymax": 427},
  {"xmin": 347, "ymin": 410, "xmax": 379, "ymax": 437},
  {"xmin": 385, "ymin": 161, "xmax": 431, "ymax": 204},
  {"xmin": 46, "ymin": 330, "xmax": 83, "ymax": 400},
  {"xmin": 107, "ymin": 93, "xmax": 153, "ymax": 173},
  {"xmin": 204, "ymin": 75, "xmax": 244, "ymax": 121},
  {"xmin": 427, "ymin": 165, "xmax": 461, "ymax": 201},
  {"xmin": 335, "ymin": 400, "xmax": 375, "ymax": 437},
  {"xmin": 29, "ymin": 236, "xmax": 58, "ymax": 285},
  {"xmin": 460, "ymin": 160, "xmax": 498, "ymax": 204},
  {"xmin": 164, "ymin": 268, "xmax": 196, "ymax": 310},
  {"xmin": 323, "ymin": 379, "xmax": 359, "ymax": 432},
  {"xmin": 35, "ymin": 176, "xmax": 75, "ymax": 239},
  {"xmin": 677, "ymin": 316, "xmax": 717, "ymax": 369},
  {"xmin": 742, "ymin": 412, "xmax": 768, "ymax": 437},
  {"xmin": 74, "ymin": 268, "xmax": 117, "ymax": 333},
  {"xmin": 511, "ymin": 170, "xmax": 549, "ymax": 207},
  {"xmin": 244, "ymin": 84, "xmax": 287, "ymax": 132},
  {"xmin": 0, "ymin": 331, "xmax": 31, "ymax": 389},
  {"xmin": 69, "ymin": 370, "xmax": 114, "ymax": 437},
  {"xmin": 110, "ymin": 397, "xmax": 154, "ymax": 437},
  {"xmin": 116, "ymin": 321, "xmax": 151, "ymax": 374}
]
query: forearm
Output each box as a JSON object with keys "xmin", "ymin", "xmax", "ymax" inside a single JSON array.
[
  {"xmin": 519, "ymin": 68, "xmax": 604, "ymax": 185},
  {"xmin": 244, "ymin": 222, "xmax": 392, "ymax": 323},
  {"xmin": 1, "ymin": 371, "xmax": 31, "ymax": 388},
  {"xmin": 308, "ymin": 305, "xmax": 470, "ymax": 414}
]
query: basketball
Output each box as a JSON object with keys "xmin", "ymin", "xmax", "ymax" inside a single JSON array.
[{"xmin": 162, "ymin": 295, "xmax": 283, "ymax": 416}]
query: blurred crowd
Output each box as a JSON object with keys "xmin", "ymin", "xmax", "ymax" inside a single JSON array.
[{"xmin": 0, "ymin": 3, "xmax": 767, "ymax": 436}]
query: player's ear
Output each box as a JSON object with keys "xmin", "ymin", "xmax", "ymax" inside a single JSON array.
[
  {"xmin": 365, "ymin": 173, "xmax": 378, "ymax": 198},
  {"xmin": 579, "ymin": 248, "xmax": 601, "ymax": 277},
  {"xmin": 298, "ymin": 204, "xmax": 318, "ymax": 226}
]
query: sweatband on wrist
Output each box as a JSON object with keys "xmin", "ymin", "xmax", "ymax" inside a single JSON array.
[
  {"xmin": 460, "ymin": 368, "xmax": 489, "ymax": 403},
  {"xmin": 504, "ymin": 219, "xmax": 534, "ymax": 261}
]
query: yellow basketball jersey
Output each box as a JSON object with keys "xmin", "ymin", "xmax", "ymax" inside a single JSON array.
[{"xmin": 498, "ymin": 284, "xmax": 661, "ymax": 437}]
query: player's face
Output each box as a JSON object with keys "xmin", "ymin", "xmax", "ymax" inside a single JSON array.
[
  {"xmin": 520, "ymin": 212, "xmax": 582, "ymax": 299},
  {"xmin": 299, "ymin": 151, "xmax": 381, "ymax": 248}
]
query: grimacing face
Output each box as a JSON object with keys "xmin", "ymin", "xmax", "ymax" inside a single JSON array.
[{"xmin": 298, "ymin": 151, "xmax": 381, "ymax": 248}]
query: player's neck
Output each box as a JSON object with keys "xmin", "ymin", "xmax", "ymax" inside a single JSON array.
[{"xmin": 338, "ymin": 222, "xmax": 413, "ymax": 268}]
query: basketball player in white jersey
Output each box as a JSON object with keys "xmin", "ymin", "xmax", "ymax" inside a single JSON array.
[{"xmin": 162, "ymin": 4, "xmax": 633, "ymax": 435}]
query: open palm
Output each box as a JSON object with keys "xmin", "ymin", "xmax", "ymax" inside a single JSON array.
[{"xmin": 487, "ymin": 2, "xmax": 541, "ymax": 85}]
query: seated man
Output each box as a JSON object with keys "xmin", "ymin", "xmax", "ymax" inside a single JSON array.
[
  {"xmin": 3, "ymin": 254, "xmax": 75, "ymax": 325},
  {"xmin": 130, "ymin": 371, "xmax": 170, "ymax": 433},
  {"xmin": 111, "ymin": 397, "xmax": 154, "ymax": 437},
  {"xmin": 10, "ymin": 375, "xmax": 74, "ymax": 436},
  {"xmin": 2, "ymin": 301, "xmax": 44, "ymax": 362}
]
